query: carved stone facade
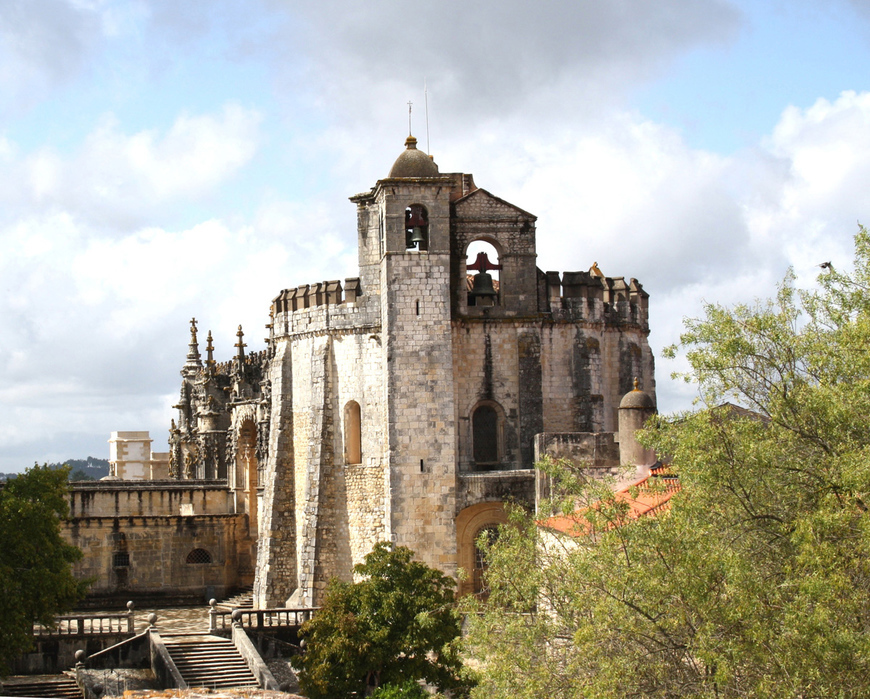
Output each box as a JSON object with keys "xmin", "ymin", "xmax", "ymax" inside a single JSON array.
[{"xmin": 167, "ymin": 136, "xmax": 656, "ymax": 607}]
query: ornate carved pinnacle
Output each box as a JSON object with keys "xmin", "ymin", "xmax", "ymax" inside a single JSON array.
[
  {"xmin": 185, "ymin": 318, "xmax": 202, "ymax": 368},
  {"xmin": 206, "ymin": 330, "xmax": 215, "ymax": 366},
  {"xmin": 235, "ymin": 324, "xmax": 246, "ymax": 360}
]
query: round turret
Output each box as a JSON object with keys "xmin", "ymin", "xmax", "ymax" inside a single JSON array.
[
  {"xmin": 388, "ymin": 136, "xmax": 440, "ymax": 178},
  {"xmin": 618, "ymin": 379, "xmax": 657, "ymax": 472}
]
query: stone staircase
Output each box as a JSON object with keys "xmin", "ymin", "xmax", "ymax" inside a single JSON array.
[
  {"xmin": 2, "ymin": 675, "xmax": 82, "ymax": 698},
  {"xmin": 219, "ymin": 586, "xmax": 254, "ymax": 609},
  {"xmin": 162, "ymin": 634, "xmax": 259, "ymax": 689}
]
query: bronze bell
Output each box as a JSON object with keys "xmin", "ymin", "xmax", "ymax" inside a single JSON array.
[
  {"xmin": 468, "ymin": 271, "xmax": 497, "ymax": 305},
  {"xmin": 408, "ymin": 226, "xmax": 426, "ymax": 246}
]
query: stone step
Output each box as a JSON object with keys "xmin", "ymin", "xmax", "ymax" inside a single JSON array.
[
  {"xmin": 163, "ymin": 635, "xmax": 258, "ymax": 688},
  {"xmin": 218, "ymin": 587, "xmax": 254, "ymax": 609},
  {"xmin": 2, "ymin": 676, "xmax": 82, "ymax": 699}
]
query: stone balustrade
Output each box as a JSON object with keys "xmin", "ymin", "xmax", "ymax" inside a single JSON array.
[
  {"xmin": 208, "ymin": 600, "xmax": 317, "ymax": 632},
  {"xmin": 33, "ymin": 602, "xmax": 136, "ymax": 637}
]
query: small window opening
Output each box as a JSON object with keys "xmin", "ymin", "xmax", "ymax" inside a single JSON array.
[
  {"xmin": 186, "ymin": 548, "xmax": 212, "ymax": 564},
  {"xmin": 112, "ymin": 552, "xmax": 130, "ymax": 568},
  {"xmin": 345, "ymin": 401, "xmax": 362, "ymax": 464},
  {"xmin": 405, "ymin": 205, "xmax": 429, "ymax": 251},
  {"xmin": 420, "ymin": 459, "xmax": 425, "ymax": 473},
  {"xmin": 466, "ymin": 241, "xmax": 501, "ymax": 307},
  {"xmin": 415, "ymin": 299, "xmax": 420, "ymax": 316}
]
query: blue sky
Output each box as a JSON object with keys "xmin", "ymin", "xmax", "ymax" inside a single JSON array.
[{"xmin": 2, "ymin": 0, "xmax": 870, "ymax": 471}]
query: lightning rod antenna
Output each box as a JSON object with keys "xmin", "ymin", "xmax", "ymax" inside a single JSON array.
[
  {"xmin": 425, "ymin": 80, "xmax": 430, "ymax": 154},
  {"xmin": 408, "ymin": 100, "xmax": 413, "ymax": 136}
]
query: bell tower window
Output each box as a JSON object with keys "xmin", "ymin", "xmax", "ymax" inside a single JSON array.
[
  {"xmin": 466, "ymin": 241, "xmax": 501, "ymax": 307},
  {"xmin": 405, "ymin": 205, "xmax": 429, "ymax": 251}
]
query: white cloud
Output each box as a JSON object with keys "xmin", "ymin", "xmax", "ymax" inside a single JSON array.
[
  {"xmin": 267, "ymin": 0, "xmax": 740, "ymax": 122},
  {"xmin": 0, "ymin": 104, "xmax": 261, "ymax": 229}
]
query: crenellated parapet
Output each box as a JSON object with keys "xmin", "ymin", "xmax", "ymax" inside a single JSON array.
[
  {"xmin": 272, "ymin": 277, "xmax": 361, "ymax": 314},
  {"xmin": 543, "ymin": 270, "xmax": 650, "ymax": 330}
]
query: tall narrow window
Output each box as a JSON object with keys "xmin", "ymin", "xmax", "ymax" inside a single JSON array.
[
  {"xmin": 345, "ymin": 401, "xmax": 362, "ymax": 464},
  {"xmin": 472, "ymin": 404, "xmax": 499, "ymax": 466}
]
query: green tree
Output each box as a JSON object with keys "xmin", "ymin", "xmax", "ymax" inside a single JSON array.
[
  {"xmin": 0, "ymin": 464, "xmax": 88, "ymax": 675},
  {"xmin": 465, "ymin": 229, "xmax": 870, "ymax": 698},
  {"xmin": 297, "ymin": 542, "xmax": 469, "ymax": 699}
]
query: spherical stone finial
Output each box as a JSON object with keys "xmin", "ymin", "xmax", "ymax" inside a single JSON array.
[
  {"xmin": 231, "ymin": 609, "xmax": 243, "ymax": 622},
  {"xmin": 209, "ymin": 598, "xmax": 217, "ymax": 608},
  {"xmin": 75, "ymin": 649, "xmax": 86, "ymax": 662},
  {"xmin": 126, "ymin": 600, "xmax": 135, "ymax": 611},
  {"xmin": 147, "ymin": 613, "xmax": 158, "ymax": 626},
  {"xmin": 388, "ymin": 135, "xmax": 440, "ymax": 178}
]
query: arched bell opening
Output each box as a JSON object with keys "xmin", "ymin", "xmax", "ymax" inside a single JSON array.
[
  {"xmin": 465, "ymin": 240, "xmax": 501, "ymax": 307},
  {"xmin": 237, "ymin": 420, "xmax": 259, "ymax": 536},
  {"xmin": 405, "ymin": 204, "xmax": 429, "ymax": 251}
]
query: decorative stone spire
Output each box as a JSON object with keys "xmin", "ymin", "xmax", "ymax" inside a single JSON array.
[
  {"xmin": 185, "ymin": 318, "xmax": 202, "ymax": 368},
  {"xmin": 205, "ymin": 330, "xmax": 216, "ymax": 367},
  {"xmin": 235, "ymin": 325, "xmax": 246, "ymax": 361}
]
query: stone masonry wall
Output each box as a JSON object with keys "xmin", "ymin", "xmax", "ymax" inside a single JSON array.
[
  {"xmin": 384, "ymin": 250, "xmax": 458, "ymax": 576},
  {"xmin": 453, "ymin": 319, "xmax": 653, "ymax": 470},
  {"xmin": 254, "ymin": 339, "xmax": 297, "ymax": 608},
  {"xmin": 65, "ymin": 513, "xmax": 253, "ymax": 603}
]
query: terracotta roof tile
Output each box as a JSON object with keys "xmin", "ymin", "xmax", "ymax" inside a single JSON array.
[{"xmin": 538, "ymin": 468, "xmax": 680, "ymax": 538}]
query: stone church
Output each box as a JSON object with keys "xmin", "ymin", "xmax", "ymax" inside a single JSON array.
[
  {"xmin": 66, "ymin": 136, "xmax": 656, "ymax": 608},
  {"xmin": 162, "ymin": 135, "xmax": 656, "ymax": 606}
]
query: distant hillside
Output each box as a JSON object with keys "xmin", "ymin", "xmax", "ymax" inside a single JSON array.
[{"xmin": 0, "ymin": 458, "xmax": 111, "ymax": 482}]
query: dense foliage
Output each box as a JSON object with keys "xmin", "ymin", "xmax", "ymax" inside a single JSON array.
[
  {"xmin": 297, "ymin": 542, "xmax": 468, "ymax": 699},
  {"xmin": 0, "ymin": 464, "xmax": 88, "ymax": 675},
  {"xmin": 466, "ymin": 230, "xmax": 870, "ymax": 698}
]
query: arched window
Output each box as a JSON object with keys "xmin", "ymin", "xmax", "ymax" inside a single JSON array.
[
  {"xmin": 472, "ymin": 403, "xmax": 500, "ymax": 467},
  {"xmin": 405, "ymin": 205, "xmax": 429, "ymax": 251},
  {"xmin": 186, "ymin": 548, "xmax": 212, "ymax": 564},
  {"xmin": 345, "ymin": 401, "xmax": 362, "ymax": 465}
]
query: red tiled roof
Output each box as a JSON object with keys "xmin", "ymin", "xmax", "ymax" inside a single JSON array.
[{"xmin": 538, "ymin": 468, "xmax": 680, "ymax": 538}]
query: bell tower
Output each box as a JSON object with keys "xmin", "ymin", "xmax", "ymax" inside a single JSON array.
[{"xmin": 351, "ymin": 135, "xmax": 459, "ymax": 573}]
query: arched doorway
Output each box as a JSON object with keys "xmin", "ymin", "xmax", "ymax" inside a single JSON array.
[{"xmin": 455, "ymin": 502, "xmax": 509, "ymax": 597}]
